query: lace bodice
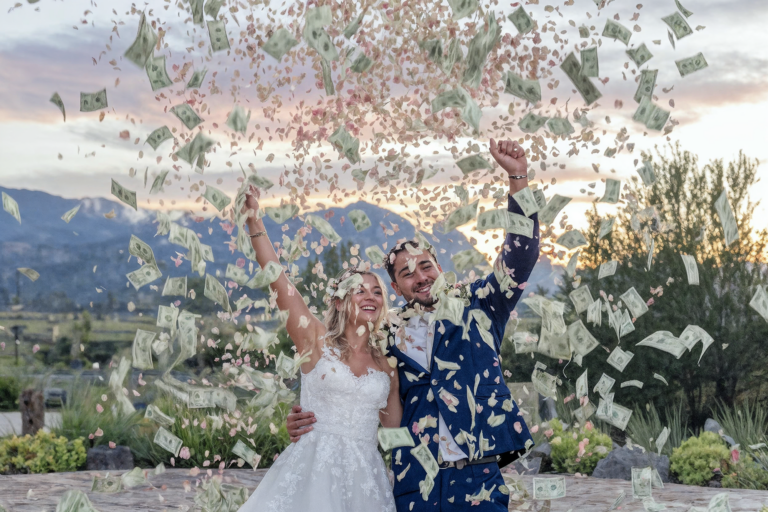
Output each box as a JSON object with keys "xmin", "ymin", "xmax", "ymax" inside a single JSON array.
[{"xmin": 300, "ymin": 346, "xmax": 390, "ymax": 444}]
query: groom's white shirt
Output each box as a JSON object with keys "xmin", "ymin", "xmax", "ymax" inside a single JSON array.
[{"xmin": 398, "ymin": 311, "xmax": 467, "ymax": 462}]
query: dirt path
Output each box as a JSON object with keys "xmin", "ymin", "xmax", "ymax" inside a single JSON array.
[{"xmin": 0, "ymin": 469, "xmax": 766, "ymax": 511}]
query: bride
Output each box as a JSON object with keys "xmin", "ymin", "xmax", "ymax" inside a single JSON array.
[{"xmin": 239, "ymin": 190, "xmax": 400, "ymax": 512}]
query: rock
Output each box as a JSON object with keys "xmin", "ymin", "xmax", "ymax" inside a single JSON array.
[
  {"xmin": 704, "ymin": 418, "xmax": 723, "ymax": 434},
  {"xmin": 722, "ymin": 435, "xmax": 737, "ymax": 447},
  {"xmin": 708, "ymin": 480, "xmax": 722, "ymax": 488},
  {"xmin": 592, "ymin": 445, "xmax": 670, "ymax": 482},
  {"xmin": 19, "ymin": 389, "xmax": 45, "ymax": 436},
  {"xmin": 86, "ymin": 445, "xmax": 134, "ymax": 471}
]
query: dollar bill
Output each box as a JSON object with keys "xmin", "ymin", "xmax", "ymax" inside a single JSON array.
[
  {"xmin": 594, "ymin": 373, "xmax": 615, "ymax": 398},
  {"xmin": 204, "ymin": 0, "xmax": 223, "ymax": 18},
  {"xmin": 149, "ymin": 169, "xmax": 169, "ymax": 195},
  {"xmin": 556, "ymin": 230, "xmax": 587, "ymax": 250},
  {"xmin": 343, "ymin": 9, "xmax": 367, "ymax": 38},
  {"xmin": 598, "ymin": 260, "xmax": 618, "ymax": 279},
  {"xmin": 189, "ymin": 387, "xmax": 215, "ymax": 408},
  {"xmin": 175, "ymin": 132, "xmax": 215, "ymax": 167},
  {"xmin": 203, "ymin": 185, "xmax": 231, "ymax": 212},
  {"xmin": 456, "ymin": 154, "xmax": 493, "ymax": 175},
  {"xmin": 154, "ymin": 426, "xmax": 183, "ymax": 457},
  {"xmin": 532, "ymin": 476, "xmax": 566, "ymax": 499},
  {"xmin": 145, "ymin": 404, "xmax": 175, "ymax": 427},
  {"xmin": 656, "ymin": 426, "xmax": 670, "ymax": 455},
  {"xmin": 2, "ymin": 192, "xmax": 21, "ymax": 223},
  {"xmin": 599, "ymin": 398, "xmax": 633, "ymax": 430},
  {"xmin": 707, "ymin": 493, "xmax": 732, "ymax": 512},
  {"xmin": 675, "ymin": 0, "xmax": 694, "ymax": 17},
  {"xmin": 636, "ymin": 160, "xmax": 656, "ymax": 185},
  {"xmin": 507, "ymin": 6, "xmax": 534, "ymax": 34},
  {"xmin": 587, "ymin": 299, "xmax": 602, "ymax": 326},
  {"xmin": 634, "ymin": 69, "xmax": 658, "ymax": 103},
  {"xmin": 146, "ymin": 126, "xmax": 173, "ymax": 151},
  {"xmin": 442, "ymin": 200, "xmax": 478, "ymax": 233},
  {"xmin": 247, "ymin": 261, "xmax": 283, "ymax": 289},
  {"xmin": 512, "ymin": 187, "xmax": 540, "ymax": 217},
  {"xmin": 607, "ymin": 346, "xmax": 634, "ymax": 372},
  {"xmin": 16, "ymin": 268, "xmax": 39, "ymax": 282},
  {"xmin": 328, "ymin": 125, "xmax": 361, "ymax": 164},
  {"xmin": 304, "ymin": 6, "xmax": 338, "ymax": 62},
  {"xmin": 129, "ymin": 235, "xmax": 157, "ymax": 268},
  {"xmin": 598, "ymin": 217, "xmax": 616, "ymax": 240},
  {"xmin": 574, "ymin": 400, "xmax": 597, "ymax": 425},
  {"xmin": 124, "ymin": 12, "xmax": 158, "ymax": 68},
  {"xmin": 320, "ymin": 58, "xmax": 334, "ymax": 95},
  {"xmin": 668, "ymin": 29, "xmax": 676, "ymax": 49},
  {"xmin": 569, "ymin": 286, "xmax": 593, "ymax": 315},
  {"xmin": 232, "ymin": 439, "xmax": 261, "ymax": 468},
  {"xmin": 207, "ymin": 19, "xmax": 230, "ymax": 52},
  {"xmin": 634, "ymin": 97, "xmax": 655, "ymax": 126},
  {"xmin": 566, "ymin": 250, "xmax": 579, "ymax": 278},
  {"xmin": 350, "ymin": 51, "xmax": 374, "ymax": 74},
  {"xmin": 80, "ymin": 89, "xmax": 108, "ymax": 112},
  {"xmin": 306, "ymin": 214, "xmax": 342, "ymax": 243},
  {"xmin": 620, "ymin": 380, "xmax": 644, "ymax": 389},
  {"xmin": 676, "ymin": 52, "xmax": 708, "ymax": 77},
  {"xmin": 620, "ymin": 287, "xmax": 649, "ymax": 318},
  {"xmin": 714, "ymin": 190, "xmax": 739, "ymax": 247},
  {"xmin": 204, "ymin": 274, "xmax": 231, "ymax": 312},
  {"xmin": 226, "ymin": 105, "xmax": 251, "ymax": 134},
  {"xmin": 532, "ymin": 188, "xmax": 547, "ymax": 210},
  {"xmin": 637, "ymin": 331, "xmax": 687, "ymax": 358},
  {"xmin": 50, "ymin": 92, "xmax": 66, "ymax": 121},
  {"xmin": 92, "ymin": 474, "xmax": 123, "ymax": 494},
  {"xmin": 538, "ymin": 325, "xmax": 571, "ymax": 360},
  {"xmin": 503, "ymin": 71, "xmax": 540, "ymax": 103},
  {"xmin": 576, "ymin": 369, "xmax": 588, "ymax": 399},
  {"xmin": 226, "ymin": 264, "xmax": 250, "ymax": 286},
  {"xmin": 646, "ymin": 103, "xmax": 670, "ymax": 131},
  {"xmin": 111, "ymin": 179, "xmax": 137, "ymax": 210},
  {"xmin": 157, "ymin": 305, "xmax": 179, "ymax": 331},
  {"xmin": 189, "ymin": 0, "xmax": 204, "ymax": 25},
  {"xmin": 627, "ymin": 43, "xmax": 653, "ymax": 67},
  {"xmin": 602, "ymin": 19, "xmax": 632, "ymax": 45},
  {"xmin": 61, "ymin": 204, "xmax": 80, "ymax": 223},
  {"xmin": 662, "ymin": 12, "xmax": 693, "ymax": 40},
  {"xmin": 532, "ymin": 365, "xmax": 558, "ymax": 398},
  {"xmin": 127, "ymin": 264, "xmax": 162, "ymax": 290},
  {"xmin": 245, "ymin": 173, "xmax": 274, "ymax": 190},
  {"xmin": 512, "ymin": 331, "xmax": 538, "ymax": 354},
  {"xmin": 579, "ymin": 25, "xmax": 590, "ymax": 38},
  {"xmin": 519, "ymin": 112, "xmax": 549, "ymax": 133},
  {"xmin": 547, "ymin": 117, "xmax": 575, "ymax": 137},
  {"xmin": 171, "ymin": 104, "xmax": 204, "ymax": 130},
  {"xmin": 55, "ymin": 490, "xmax": 99, "ymax": 512},
  {"xmin": 145, "ymin": 54, "xmax": 173, "ymax": 91},
  {"xmin": 750, "ymin": 286, "xmax": 768, "ymax": 322},
  {"xmin": 378, "ymin": 427, "xmax": 416, "ymax": 451},
  {"xmin": 348, "ymin": 209, "xmax": 371, "ymax": 231},
  {"xmin": 410, "ymin": 443, "xmax": 439, "ymax": 479},
  {"xmin": 567, "ymin": 320, "xmax": 599, "ymax": 356},
  {"xmin": 580, "ymin": 47, "xmax": 599, "ymax": 77},
  {"xmin": 131, "ymin": 329, "xmax": 155, "ymax": 370},
  {"xmin": 538, "ymin": 194, "xmax": 571, "ymax": 225},
  {"xmin": 461, "ymin": 13, "xmax": 500, "ymax": 89},
  {"xmin": 162, "ymin": 276, "xmax": 187, "ymax": 297},
  {"xmin": 265, "ymin": 203, "xmax": 299, "ymax": 224},
  {"xmin": 186, "ymin": 67, "xmax": 208, "ymax": 89},
  {"xmin": 680, "ymin": 254, "xmax": 699, "ymax": 285},
  {"xmin": 476, "ymin": 209, "xmax": 534, "ymax": 237},
  {"xmin": 600, "ymin": 179, "xmax": 621, "ymax": 203},
  {"xmin": 632, "ymin": 467, "xmax": 652, "ymax": 499},
  {"xmin": 365, "ymin": 245, "xmax": 387, "ymax": 265}
]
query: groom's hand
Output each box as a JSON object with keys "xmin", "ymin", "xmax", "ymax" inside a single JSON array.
[{"xmin": 287, "ymin": 405, "xmax": 316, "ymax": 443}]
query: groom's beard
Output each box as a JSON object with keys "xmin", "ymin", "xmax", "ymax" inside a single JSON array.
[{"xmin": 408, "ymin": 295, "xmax": 438, "ymax": 309}]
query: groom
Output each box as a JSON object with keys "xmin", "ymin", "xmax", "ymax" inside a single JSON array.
[{"xmin": 287, "ymin": 139, "xmax": 539, "ymax": 511}]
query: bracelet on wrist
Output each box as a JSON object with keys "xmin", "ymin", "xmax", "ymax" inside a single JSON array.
[
  {"xmin": 249, "ymin": 231, "xmax": 267, "ymax": 238},
  {"xmin": 509, "ymin": 174, "xmax": 527, "ymax": 180}
]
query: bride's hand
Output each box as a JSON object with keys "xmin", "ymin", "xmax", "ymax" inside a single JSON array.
[{"xmin": 242, "ymin": 188, "xmax": 260, "ymax": 221}]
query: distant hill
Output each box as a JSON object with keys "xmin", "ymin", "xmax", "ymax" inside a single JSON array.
[{"xmin": 0, "ymin": 187, "xmax": 562, "ymax": 312}]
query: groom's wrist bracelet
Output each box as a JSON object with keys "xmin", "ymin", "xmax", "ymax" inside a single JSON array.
[{"xmin": 509, "ymin": 174, "xmax": 527, "ymax": 180}]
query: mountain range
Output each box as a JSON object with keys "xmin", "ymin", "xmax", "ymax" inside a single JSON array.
[{"xmin": 0, "ymin": 187, "xmax": 563, "ymax": 312}]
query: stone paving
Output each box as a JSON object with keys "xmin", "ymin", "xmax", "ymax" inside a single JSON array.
[{"xmin": 0, "ymin": 469, "xmax": 766, "ymax": 511}]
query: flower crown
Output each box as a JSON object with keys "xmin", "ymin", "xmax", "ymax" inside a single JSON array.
[{"xmin": 323, "ymin": 264, "xmax": 372, "ymax": 305}]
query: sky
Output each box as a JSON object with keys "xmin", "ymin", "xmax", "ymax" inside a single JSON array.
[{"xmin": 1, "ymin": 0, "xmax": 767, "ymax": 260}]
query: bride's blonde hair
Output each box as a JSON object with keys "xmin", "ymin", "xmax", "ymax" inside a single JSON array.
[{"xmin": 322, "ymin": 268, "xmax": 390, "ymax": 361}]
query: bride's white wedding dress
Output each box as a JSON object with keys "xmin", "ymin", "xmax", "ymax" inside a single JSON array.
[{"xmin": 239, "ymin": 346, "xmax": 396, "ymax": 512}]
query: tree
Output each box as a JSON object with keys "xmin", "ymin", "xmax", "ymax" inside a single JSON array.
[{"xmin": 555, "ymin": 144, "xmax": 768, "ymax": 427}]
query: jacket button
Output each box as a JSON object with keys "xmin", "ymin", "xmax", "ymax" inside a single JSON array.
[{"xmin": 431, "ymin": 379, "xmax": 438, "ymax": 386}]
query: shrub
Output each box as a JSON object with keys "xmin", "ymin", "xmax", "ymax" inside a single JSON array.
[
  {"xmin": 0, "ymin": 376, "xmax": 21, "ymax": 411},
  {"xmin": 0, "ymin": 430, "xmax": 86, "ymax": 474},
  {"xmin": 722, "ymin": 453, "xmax": 768, "ymax": 490},
  {"xmin": 548, "ymin": 418, "xmax": 613, "ymax": 475},
  {"xmin": 670, "ymin": 431, "xmax": 730, "ymax": 486}
]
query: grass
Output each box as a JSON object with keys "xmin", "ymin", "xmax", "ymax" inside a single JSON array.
[
  {"xmin": 713, "ymin": 399, "xmax": 768, "ymax": 470},
  {"xmin": 626, "ymin": 400, "xmax": 693, "ymax": 457}
]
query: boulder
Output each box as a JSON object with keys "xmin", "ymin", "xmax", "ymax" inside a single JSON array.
[
  {"xmin": 704, "ymin": 418, "xmax": 737, "ymax": 446},
  {"xmin": 592, "ymin": 445, "xmax": 670, "ymax": 482},
  {"xmin": 530, "ymin": 442, "xmax": 552, "ymax": 472},
  {"xmin": 86, "ymin": 445, "xmax": 134, "ymax": 471}
]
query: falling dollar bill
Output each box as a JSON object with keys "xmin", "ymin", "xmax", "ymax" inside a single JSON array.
[
  {"xmin": 599, "ymin": 179, "xmax": 621, "ymax": 203},
  {"xmin": 348, "ymin": 209, "xmax": 371, "ymax": 231},
  {"xmin": 157, "ymin": 305, "xmax": 179, "ymax": 331},
  {"xmin": 626, "ymin": 43, "xmax": 653, "ymax": 67},
  {"xmin": 154, "ymin": 427, "xmax": 183, "ymax": 457},
  {"xmin": 602, "ymin": 19, "xmax": 632, "ymax": 45},
  {"xmin": 456, "ymin": 154, "xmax": 493, "ymax": 175},
  {"xmin": 637, "ymin": 331, "xmax": 687, "ymax": 358},
  {"xmin": 306, "ymin": 214, "xmax": 342, "ymax": 243},
  {"xmin": 580, "ymin": 47, "xmax": 599, "ymax": 77},
  {"xmin": 631, "ymin": 467, "xmax": 652, "ymax": 499},
  {"xmin": 634, "ymin": 69, "xmax": 658, "ymax": 103},
  {"xmin": 226, "ymin": 105, "xmax": 251, "ymax": 134},
  {"xmin": 598, "ymin": 260, "xmax": 618, "ymax": 279},
  {"xmin": 532, "ymin": 476, "xmax": 566, "ymax": 499},
  {"xmin": 680, "ymin": 254, "xmax": 699, "ymax": 285},
  {"xmin": 261, "ymin": 27, "xmax": 299, "ymax": 61},
  {"xmin": 461, "ymin": 13, "xmax": 500, "ymax": 89},
  {"xmin": 576, "ymin": 369, "xmax": 588, "ymax": 399},
  {"xmin": 50, "ymin": 92, "xmax": 66, "ymax": 121},
  {"xmin": 569, "ymin": 286, "xmax": 593, "ymax": 315},
  {"xmin": 232, "ymin": 439, "xmax": 261, "ymax": 468},
  {"xmin": 265, "ymin": 203, "xmax": 299, "ymax": 224},
  {"xmin": 507, "ymin": 6, "xmax": 534, "ymax": 34},
  {"xmin": 556, "ymin": 230, "xmax": 587, "ymax": 250},
  {"xmin": 208, "ymin": 19, "xmax": 230, "ymax": 52},
  {"xmin": 594, "ymin": 373, "xmax": 615, "ymax": 398},
  {"xmin": 620, "ymin": 380, "xmax": 644, "ymax": 389},
  {"xmin": 598, "ymin": 217, "xmax": 616, "ymax": 240},
  {"xmin": 749, "ymin": 286, "xmax": 768, "ymax": 322},
  {"xmin": 2, "ymin": 192, "xmax": 20, "ymax": 223},
  {"xmin": 129, "ymin": 235, "xmax": 157, "ymax": 268},
  {"xmin": 145, "ymin": 54, "xmax": 173, "ymax": 91},
  {"xmin": 714, "ymin": 190, "xmax": 739, "ymax": 247},
  {"xmin": 519, "ymin": 112, "xmax": 549, "ymax": 133},
  {"xmin": 17, "ymin": 268, "xmax": 39, "ymax": 282},
  {"xmin": 304, "ymin": 6, "xmax": 338, "ymax": 62},
  {"xmin": 204, "ymin": 274, "xmax": 231, "ymax": 312},
  {"xmin": 111, "ymin": 179, "xmax": 137, "ymax": 210},
  {"xmin": 538, "ymin": 194, "xmax": 571, "ymax": 225},
  {"xmin": 512, "ymin": 187, "xmax": 540, "ymax": 217},
  {"xmin": 620, "ymin": 287, "xmax": 649, "ymax": 318},
  {"xmin": 503, "ymin": 71, "xmax": 540, "ymax": 103},
  {"xmin": 598, "ymin": 398, "xmax": 633, "ymax": 431},
  {"xmin": 442, "ymin": 200, "xmax": 479, "ymax": 233},
  {"xmin": 567, "ymin": 320, "xmax": 599, "ymax": 356},
  {"xmin": 365, "ymin": 245, "xmax": 387, "ymax": 265},
  {"xmin": 476, "ymin": 209, "xmax": 533, "ymax": 237},
  {"xmin": 150, "ymin": 170, "xmax": 169, "ymax": 195},
  {"xmin": 378, "ymin": 427, "xmax": 416, "ymax": 451},
  {"xmin": 343, "ymin": 9, "xmax": 367, "ymax": 38},
  {"xmin": 145, "ymin": 404, "xmax": 175, "ymax": 427},
  {"xmin": 636, "ymin": 160, "xmax": 656, "ymax": 185},
  {"xmin": 124, "ymin": 12, "xmax": 157, "ymax": 68},
  {"xmin": 92, "ymin": 474, "xmax": 123, "ymax": 494},
  {"xmin": 547, "ymin": 117, "xmax": 575, "ymax": 137},
  {"xmin": 607, "ymin": 346, "xmax": 634, "ymax": 372},
  {"xmin": 146, "ymin": 126, "xmax": 173, "ymax": 151},
  {"xmin": 171, "ymin": 104, "xmax": 204, "ymax": 130},
  {"xmin": 203, "ymin": 185, "xmax": 231, "ymax": 212},
  {"xmin": 127, "ymin": 264, "xmax": 162, "ymax": 290},
  {"xmin": 131, "ymin": 329, "xmax": 156, "ymax": 370},
  {"xmin": 662, "ymin": 12, "xmax": 693, "ymax": 40},
  {"xmin": 247, "ymin": 261, "xmax": 283, "ymax": 289},
  {"xmin": 675, "ymin": 52, "xmax": 708, "ymax": 77},
  {"xmin": 61, "ymin": 204, "xmax": 81, "ymax": 223},
  {"xmin": 187, "ymin": 67, "xmax": 208, "ymax": 89},
  {"xmin": 80, "ymin": 89, "xmax": 108, "ymax": 112},
  {"xmin": 328, "ymin": 125, "xmax": 361, "ymax": 164}
]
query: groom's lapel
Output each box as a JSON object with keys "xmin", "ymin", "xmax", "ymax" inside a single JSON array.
[{"xmin": 388, "ymin": 338, "xmax": 430, "ymax": 375}]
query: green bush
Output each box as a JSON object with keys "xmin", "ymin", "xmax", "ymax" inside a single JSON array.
[
  {"xmin": 670, "ymin": 431, "xmax": 730, "ymax": 486},
  {"xmin": 548, "ymin": 418, "xmax": 613, "ymax": 475},
  {"xmin": 722, "ymin": 453, "xmax": 768, "ymax": 490},
  {"xmin": 0, "ymin": 430, "xmax": 86, "ymax": 474},
  {"xmin": 0, "ymin": 376, "xmax": 21, "ymax": 411}
]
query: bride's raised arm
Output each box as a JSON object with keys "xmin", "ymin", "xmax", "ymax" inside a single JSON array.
[{"xmin": 243, "ymin": 190, "xmax": 324, "ymax": 367}]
